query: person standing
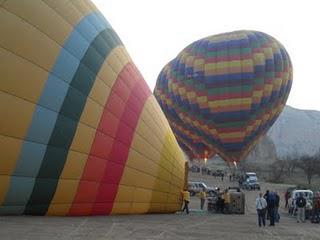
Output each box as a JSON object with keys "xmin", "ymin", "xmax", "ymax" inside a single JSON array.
[
  {"xmin": 267, "ymin": 191, "xmax": 276, "ymax": 226},
  {"xmin": 182, "ymin": 189, "xmax": 190, "ymax": 214},
  {"xmin": 311, "ymin": 192, "xmax": 320, "ymax": 223},
  {"xmin": 275, "ymin": 191, "xmax": 280, "ymax": 222},
  {"xmin": 215, "ymin": 188, "xmax": 224, "ymax": 213},
  {"xmin": 296, "ymin": 192, "xmax": 306, "ymax": 223},
  {"xmin": 264, "ymin": 190, "xmax": 270, "ymax": 220},
  {"xmin": 199, "ymin": 187, "xmax": 206, "ymax": 210},
  {"xmin": 223, "ymin": 189, "xmax": 230, "ymax": 214},
  {"xmin": 256, "ymin": 192, "xmax": 268, "ymax": 227},
  {"xmin": 284, "ymin": 191, "xmax": 289, "ymax": 208}
]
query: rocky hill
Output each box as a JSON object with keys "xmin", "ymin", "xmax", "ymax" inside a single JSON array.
[
  {"xmin": 267, "ymin": 106, "xmax": 320, "ymax": 158},
  {"xmin": 243, "ymin": 135, "xmax": 277, "ymax": 165}
]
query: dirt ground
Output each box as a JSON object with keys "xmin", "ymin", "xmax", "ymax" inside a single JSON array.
[{"xmin": 1, "ymin": 172, "xmax": 319, "ymax": 240}]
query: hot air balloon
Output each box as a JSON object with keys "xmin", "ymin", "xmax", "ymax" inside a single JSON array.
[
  {"xmin": 0, "ymin": 0, "xmax": 186, "ymax": 216},
  {"xmin": 155, "ymin": 30, "xmax": 292, "ymax": 163}
]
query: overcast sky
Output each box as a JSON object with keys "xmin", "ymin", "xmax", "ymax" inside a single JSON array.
[{"xmin": 92, "ymin": 0, "xmax": 320, "ymax": 111}]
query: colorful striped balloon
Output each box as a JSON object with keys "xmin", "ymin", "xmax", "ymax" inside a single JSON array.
[
  {"xmin": 0, "ymin": 0, "xmax": 186, "ymax": 216},
  {"xmin": 155, "ymin": 30, "xmax": 292, "ymax": 162}
]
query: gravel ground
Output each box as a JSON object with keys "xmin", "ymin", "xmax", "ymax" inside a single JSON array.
[{"xmin": 1, "ymin": 173, "xmax": 319, "ymax": 240}]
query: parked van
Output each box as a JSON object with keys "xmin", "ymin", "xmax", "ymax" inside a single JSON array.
[
  {"xmin": 242, "ymin": 172, "xmax": 260, "ymax": 190},
  {"xmin": 245, "ymin": 172, "xmax": 257, "ymax": 181}
]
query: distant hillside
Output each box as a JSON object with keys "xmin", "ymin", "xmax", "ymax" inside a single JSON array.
[
  {"xmin": 267, "ymin": 105, "xmax": 320, "ymax": 158},
  {"xmin": 243, "ymin": 135, "xmax": 277, "ymax": 165}
]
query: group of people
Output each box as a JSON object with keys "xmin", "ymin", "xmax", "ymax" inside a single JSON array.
[
  {"xmin": 255, "ymin": 190, "xmax": 280, "ymax": 227},
  {"xmin": 181, "ymin": 187, "xmax": 232, "ymax": 214},
  {"xmin": 181, "ymin": 187, "xmax": 208, "ymax": 214},
  {"xmin": 213, "ymin": 188, "xmax": 231, "ymax": 213},
  {"xmin": 256, "ymin": 190, "xmax": 320, "ymax": 226},
  {"xmin": 291, "ymin": 191, "xmax": 320, "ymax": 224}
]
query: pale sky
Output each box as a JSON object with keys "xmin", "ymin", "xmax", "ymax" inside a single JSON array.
[{"xmin": 92, "ymin": 0, "xmax": 320, "ymax": 111}]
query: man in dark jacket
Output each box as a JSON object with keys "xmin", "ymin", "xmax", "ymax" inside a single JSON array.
[
  {"xmin": 267, "ymin": 191, "xmax": 276, "ymax": 226},
  {"xmin": 296, "ymin": 192, "xmax": 307, "ymax": 223},
  {"xmin": 275, "ymin": 191, "xmax": 280, "ymax": 222},
  {"xmin": 265, "ymin": 190, "xmax": 276, "ymax": 226}
]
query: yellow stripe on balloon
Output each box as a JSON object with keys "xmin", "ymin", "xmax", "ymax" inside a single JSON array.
[
  {"xmin": 262, "ymin": 47, "xmax": 274, "ymax": 59},
  {"xmin": 253, "ymin": 53, "xmax": 265, "ymax": 65},
  {"xmin": 241, "ymin": 59, "xmax": 253, "ymax": 69},
  {"xmin": 204, "ymin": 62, "xmax": 217, "ymax": 75},
  {"xmin": 262, "ymin": 84, "xmax": 273, "ymax": 97},
  {"xmin": 2, "ymin": 0, "xmax": 73, "ymax": 46},
  {"xmin": 187, "ymin": 91, "xmax": 197, "ymax": 99},
  {"xmin": 252, "ymin": 90, "xmax": 263, "ymax": 99},
  {"xmin": 112, "ymin": 96, "xmax": 185, "ymax": 214},
  {"xmin": 0, "ymin": 8, "xmax": 61, "ymax": 72},
  {"xmin": 196, "ymin": 96, "xmax": 208, "ymax": 104},
  {"xmin": 97, "ymin": 46, "xmax": 131, "ymax": 88},
  {"xmin": 208, "ymin": 98, "xmax": 252, "ymax": 108},
  {"xmin": 273, "ymin": 78, "xmax": 283, "ymax": 91},
  {"xmin": 42, "ymin": 0, "xmax": 93, "ymax": 26},
  {"xmin": 219, "ymin": 132, "xmax": 245, "ymax": 139},
  {"xmin": 112, "ymin": 96, "xmax": 159, "ymax": 214},
  {"xmin": 193, "ymin": 59, "xmax": 204, "ymax": 72}
]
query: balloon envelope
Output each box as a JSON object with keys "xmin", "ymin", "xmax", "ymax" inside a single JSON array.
[
  {"xmin": 0, "ymin": 0, "xmax": 186, "ymax": 215},
  {"xmin": 155, "ymin": 30, "xmax": 292, "ymax": 162}
]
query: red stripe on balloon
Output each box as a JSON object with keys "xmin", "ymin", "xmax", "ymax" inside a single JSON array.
[{"xmin": 68, "ymin": 63, "xmax": 151, "ymax": 216}]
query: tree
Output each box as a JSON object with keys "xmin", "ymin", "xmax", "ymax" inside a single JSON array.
[
  {"xmin": 268, "ymin": 160, "xmax": 286, "ymax": 183},
  {"xmin": 314, "ymin": 149, "xmax": 320, "ymax": 176},
  {"xmin": 296, "ymin": 154, "xmax": 320, "ymax": 186},
  {"xmin": 279, "ymin": 156, "xmax": 299, "ymax": 177}
]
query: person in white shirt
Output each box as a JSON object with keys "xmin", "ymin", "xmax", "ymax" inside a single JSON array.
[{"xmin": 256, "ymin": 192, "xmax": 268, "ymax": 227}]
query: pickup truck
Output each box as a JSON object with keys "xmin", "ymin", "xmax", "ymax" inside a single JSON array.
[{"xmin": 188, "ymin": 181, "xmax": 216, "ymax": 196}]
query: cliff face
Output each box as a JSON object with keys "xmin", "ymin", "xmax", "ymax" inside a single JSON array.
[
  {"xmin": 243, "ymin": 135, "xmax": 278, "ymax": 165},
  {"xmin": 267, "ymin": 106, "xmax": 320, "ymax": 158}
]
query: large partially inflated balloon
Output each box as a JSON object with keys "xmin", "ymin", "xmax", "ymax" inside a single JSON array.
[
  {"xmin": 155, "ymin": 30, "xmax": 292, "ymax": 162},
  {"xmin": 0, "ymin": 0, "xmax": 186, "ymax": 216}
]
